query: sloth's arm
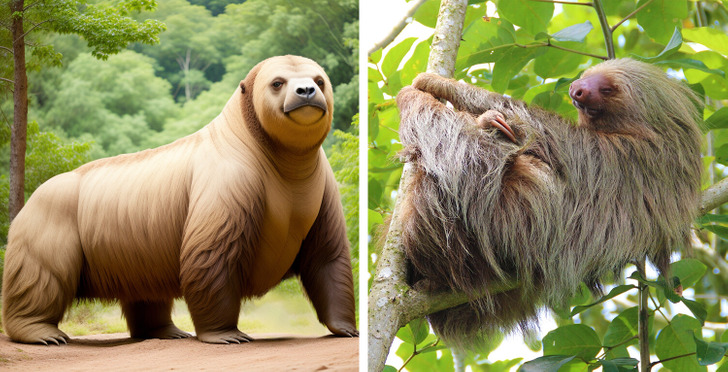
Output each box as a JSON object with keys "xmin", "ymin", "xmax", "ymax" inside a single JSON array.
[
  {"xmin": 396, "ymin": 85, "xmax": 519, "ymax": 181},
  {"xmin": 412, "ymin": 73, "xmax": 511, "ymax": 115}
]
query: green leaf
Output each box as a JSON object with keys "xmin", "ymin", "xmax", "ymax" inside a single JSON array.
[
  {"xmin": 635, "ymin": 0, "xmax": 687, "ymax": 44},
  {"xmin": 655, "ymin": 59, "xmax": 726, "ymax": 79},
  {"xmin": 571, "ymin": 285, "xmax": 637, "ymax": 316},
  {"xmin": 694, "ymin": 334, "xmax": 728, "ymax": 365},
  {"xmin": 633, "ymin": 27, "xmax": 682, "ymax": 61},
  {"xmin": 655, "ymin": 314, "xmax": 706, "ymax": 372},
  {"xmin": 496, "ymin": 0, "xmax": 553, "ymax": 36},
  {"xmin": 533, "ymin": 43, "xmax": 585, "ymax": 79},
  {"xmin": 670, "ymin": 259, "xmax": 708, "ymax": 290},
  {"xmin": 519, "ymin": 355, "xmax": 576, "ymax": 372},
  {"xmin": 492, "ymin": 47, "xmax": 545, "ymax": 92},
  {"xmin": 683, "ymin": 27, "xmax": 728, "ymax": 56},
  {"xmin": 551, "ymin": 21, "xmax": 593, "ymax": 42},
  {"xmin": 702, "ymin": 225, "xmax": 728, "ymax": 242},
  {"xmin": 705, "ymin": 108, "xmax": 728, "ymax": 130},
  {"xmin": 381, "ymin": 37, "xmax": 417, "ymax": 78},
  {"xmin": 413, "ymin": 0, "xmax": 441, "ymax": 29},
  {"xmin": 682, "ymin": 298, "xmax": 707, "ymax": 325},
  {"xmin": 368, "ymin": 177, "xmax": 383, "ymax": 210},
  {"xmin": 531, "ymin": 92, "xmax": 563, "ymax": 112},
  {"xmin": 628, "ymin": 271, "xmax": 681, "ymax": 303},
  {"xmin": 408, "ymin": 318, "xmax": 429, "ymax": 346},
  {"xmin": 600, "ymin": 358, "xmax": 639, "ymax": 372},
  {"xmin": 370, "ymin": 48, "xmax": 383, "ymax": 64},
  {"xmin": 383, "ymin": 366, "xmax": 397, "ymax": 372},
  {"xmin": 418, "ymin": 342, "xmax": 448, "ymax": 354},
  {"xmin": 478, "ymin": 358, "xmax": 523, "ymax": 372},
  {"xmin": 603, "ymin": 307, "xmax": 639, "ymax": 348},
  {"xmin": 458, "ymin": 17, "xmax": 517, "ymax": 67},
  {"xmin": 543, "ymin": 324, "xmax": 602, "ymax": 360},
  {"xmin": 401, "ymin": 39, "xmax": 432, "ymax": 85}
]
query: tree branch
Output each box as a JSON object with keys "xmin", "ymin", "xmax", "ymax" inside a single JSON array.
[
  {"xmin": 649, "ymin": 352, "xmax": 696, "ymax": 368},
  {"xmin": 700, "ymin": 177, "xmax": 728, "ymax": 214},
  {"xmin": 0, "ymin": 77, "xmax": 15, "ymax": 85},
  {"xmin": 610, "ymin": 0, "xmax": 655, "ymax": 33},
  {"xmin": 516, "ymin": 42, "xmax": 608, "ymax": 61},
  {"xmin": 22, "ymin": 1, "xmax": 42, "ymax": 12},
  {"xmin": 0, "ymin": 46, "xmax": 13, "ymax": 54},
  {"xmin": 637, "ymin": 260, "xmax": 651, "ymax": 372},
  {"xmin": 18, "ymin": 18, "xmax": 54, "ymax": 41},
  {"xmin": 592, "ymin": 0, "xmax": 615, "ymax": 59},
  {"xmin": 368, "ymin": 0, "xmax": 428, "ymax": 56},
  {"xmin": 530, "ymin": 0, "xmax": 593, "ymax": 5}
]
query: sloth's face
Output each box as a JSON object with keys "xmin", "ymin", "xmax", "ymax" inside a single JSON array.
[
  {"xmin": 569, "ymin": 71, "xmax": 620, "ymax": 120},
  {"xmin": 253, "ymin": 56, "xmax": 333, "ymax": 153}
]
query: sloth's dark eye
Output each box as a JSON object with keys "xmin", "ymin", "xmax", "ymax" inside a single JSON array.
[
  {"xmin": 272, "ymin": 81, "xmax": 283, "ymax": 88},
  {"xmin": 600, "ymin": 87, "xmax": 614, "ymax": 95},
  {"xmin": 316, "ymin": 79, "xmax": 324, "ymax": 87}
]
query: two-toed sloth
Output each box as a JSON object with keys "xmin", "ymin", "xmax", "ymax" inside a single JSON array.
[{"xmin": 396, "ymin": 58, "xmax": 702, "ymax": 347}]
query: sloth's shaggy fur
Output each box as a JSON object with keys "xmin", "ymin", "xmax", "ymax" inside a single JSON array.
[{"xmin": 397, "ymin": 58, "xmax": 702, "ymax": 347}]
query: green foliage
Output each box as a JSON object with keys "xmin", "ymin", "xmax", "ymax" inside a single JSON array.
[
  {"xmin": 25, "ymin": 121, "xmax": 91, "ymax": 193},
  {"xmin": 132, "ymin": 0, "xmax": 222, "ymax": 101},
  {"xmin": 370, "ymin": 0, "xmax": 728, "ymax": 370},
  {"xmin": 0, "ymin": 121, "xmax": 91, "ymax": 246},
  {"xmin": 329, "ymin": 116, "xmax": 360, "ymax": 314},
  {"xmin": 187, "ymin": 0, "xmax": 246, "ymax": 16},
  {"xmin": 36, "ymin": 50, "xmax": 175, "ymax": 157},
  {"xmin": 48, "ymin": 0, "xmax": 166, "ymax": 60}
]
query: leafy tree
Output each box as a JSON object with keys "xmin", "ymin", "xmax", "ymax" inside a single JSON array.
[
  {"xmin": 329, "ymin": 115, "xmax": 360, "ymax": 311},
  {"xmin": 0, "ymin": 0, "xmax": 165, "ymax": 221},
  {"xmin": 133, "ymin": 0, "xmax": 221, "ymax": 101},
  {"xmin": 215, "ymin": 0, "xmax": 358, "ymax": 130},
  {"xmin": 37, "ymin": 50, "xmax": 176, "ymax": 157},
  {"xmin": 187, "ymin": 0, "xmax": 245, "ymax": 16},
  {"xmin": 0, "ymin": 120, "xmax": 91, "ymax": 247},
  {"xmin": 368, "ymin": 0, "xmax": 728, "ymax": 371}
]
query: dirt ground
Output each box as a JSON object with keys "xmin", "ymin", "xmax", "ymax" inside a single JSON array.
[{"xmin": 0, "ymin": 332, "xmax": 358, "ymax": 371}]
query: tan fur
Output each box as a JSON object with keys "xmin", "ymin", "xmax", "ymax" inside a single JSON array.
[
  {"xmin": 397, "ymin": 59, "xmax": 702, "ymax": 348},
  {"xmin": 2, "ymin": 55, "xmax": 357, "ymax": 345}
]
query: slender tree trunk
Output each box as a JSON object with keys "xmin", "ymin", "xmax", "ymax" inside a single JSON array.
[
  {"xmin": 9, "ymin": 0, "xmax": 27, "ymax": 222},
  {"xmin": 367, "ymin": 1, "xmax": 469, "ymax": 370}
]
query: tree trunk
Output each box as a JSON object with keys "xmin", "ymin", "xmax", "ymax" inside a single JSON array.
[
  {"xmin": 9, "ymin": 0, "xmax": 27, "ymax": 222},
  {"xmin": 367, "ymin": 1, "xmax": 469, "ymax": 370}
]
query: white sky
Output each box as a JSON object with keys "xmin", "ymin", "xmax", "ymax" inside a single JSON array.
[{"xmin": 362, "ymin": 0, "xmax": 426, "ymax": 54}]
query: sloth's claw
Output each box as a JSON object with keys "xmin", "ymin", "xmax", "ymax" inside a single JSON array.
[{"xmin": 477, "ymin": 110, "xmax": 517, "ymax": 143}]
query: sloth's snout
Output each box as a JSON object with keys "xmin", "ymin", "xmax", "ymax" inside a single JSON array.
[{"xmin": 295, "ymin": 85, "xmax": 316, "ymax": 100}]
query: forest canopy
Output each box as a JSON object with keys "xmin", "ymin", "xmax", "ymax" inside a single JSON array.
[{"xmin": 0, "ymin": 0, "xmax": 359, "ymax": 246}]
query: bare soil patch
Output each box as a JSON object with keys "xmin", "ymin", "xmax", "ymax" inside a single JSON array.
[{"xmin": 0, "ymin": 332, "xmax": 358, "ymax": 371}]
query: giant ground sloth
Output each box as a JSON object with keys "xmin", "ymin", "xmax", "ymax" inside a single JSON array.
[
  {"xmin": 2, "ymin": 55, "xmax": 358, "ymax": 345},
  {"xmin": 396, "ymin": 58, "xmax": 702, "ymax": 347}
]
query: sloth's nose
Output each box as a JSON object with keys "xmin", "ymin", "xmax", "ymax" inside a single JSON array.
[{"xmin": 295, "ymin": 85, "xmax": 316, "ymax": 99}]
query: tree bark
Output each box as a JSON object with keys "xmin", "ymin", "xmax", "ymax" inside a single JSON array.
[
  {"xmin": 9, "ymin": 0, "xmax": 27, "ymax": 222},
  {"xmin": 367, "ymin": 1, "xmax": 468, "ymax": 371}
]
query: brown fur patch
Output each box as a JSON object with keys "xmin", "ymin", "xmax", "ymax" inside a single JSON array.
[{"xmin": 397, "ymin": 58, "xmax": 702, "ymax": 348}]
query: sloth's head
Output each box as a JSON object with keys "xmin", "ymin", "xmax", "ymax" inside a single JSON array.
[
  {"xmin": 569, "ymin": 58, "xmax": 700, "ymax": 137},
  {"xmin": 242, "ymin": 55, "xmax": 334, "ymax": 153}
]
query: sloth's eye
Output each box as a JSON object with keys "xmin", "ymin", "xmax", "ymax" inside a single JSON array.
[
  {"xmin": 272, "ymin": 81, "xmax": 283, "ymax": 88},
  {"xmin": 316, "ymin": 79, "xmax": 324, "ymax": 87},
  {"xmin": 600, "ymin": 87, "xmax": 614, "ymax": 95}
]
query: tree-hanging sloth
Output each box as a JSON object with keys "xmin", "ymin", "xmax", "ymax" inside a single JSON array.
[{"xmin": 396, "ymin": 58, "xmax": 702, "ymax": 347}]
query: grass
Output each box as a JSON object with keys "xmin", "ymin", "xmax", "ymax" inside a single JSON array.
[{"xmin": 56, "ymin": 278, "xmax": 330, "ymax": 337}]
